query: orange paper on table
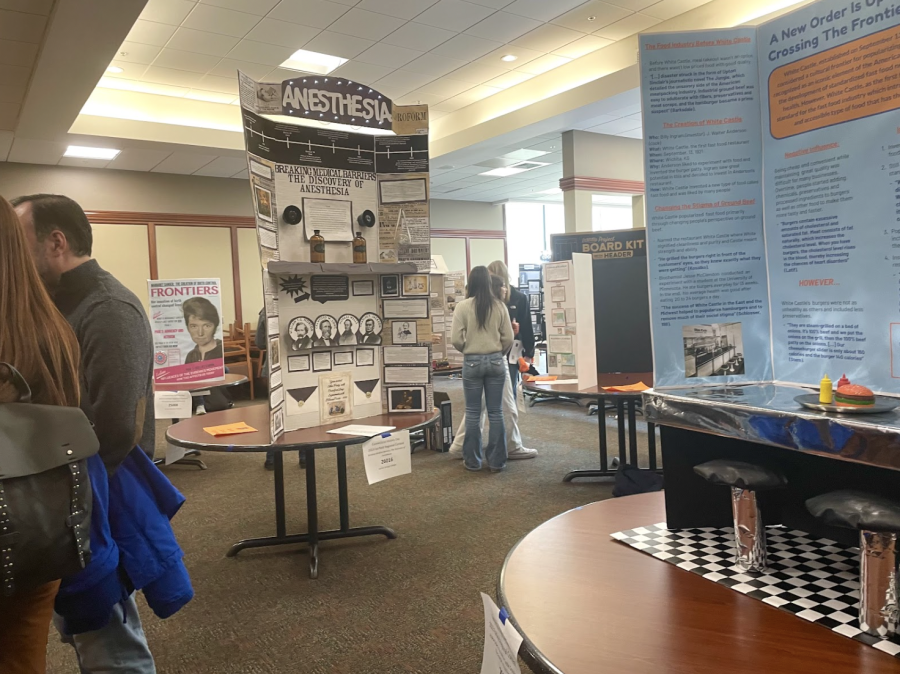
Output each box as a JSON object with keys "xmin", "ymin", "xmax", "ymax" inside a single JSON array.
[
  {"xmin": 203, "ymin": 421, "xmax": 258, "ymax": 437},
  {"xmin": 524, "ymin": 375, "xmax": 557, "ymax": 382},
  {"xmin": 602, "ymin": 382, "xmax": 650, "ymax": 393}
]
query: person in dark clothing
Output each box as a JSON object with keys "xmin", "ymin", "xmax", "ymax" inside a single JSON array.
[
  {"xmin": 488, "ymin": 260, "xmax": 535, "ymax": 395},
  {"xmin": 14, "ymin": 193, "xmax": 174, "ymax": 672}
]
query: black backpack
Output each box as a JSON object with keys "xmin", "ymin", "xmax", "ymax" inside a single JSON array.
[{"xmin": 0, "ymin": 363, "xmax": 99, "ymax": 596}]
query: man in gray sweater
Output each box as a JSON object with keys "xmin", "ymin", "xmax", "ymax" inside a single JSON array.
[{"xmin": 13, "ymin": 194, "xmax": 157, "ymax": 671}]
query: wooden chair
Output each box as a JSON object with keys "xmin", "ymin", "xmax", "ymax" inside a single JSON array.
[{"xmin": 223, "ymin": 322, "xmax": 255, "ymax": 400}]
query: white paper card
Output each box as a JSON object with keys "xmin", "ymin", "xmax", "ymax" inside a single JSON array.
[
  {"xmin": 327, "ymin": 424, "xmax": 396, "ymax": 436},
  {"xmin": 154, "ymin": 391, "xmax": 193, "ymax": 419},
  {"xmin": 480, "ymin": 592, "xmax": 523, "ymax": 674},
  {"xmin": 165, "ymin": 443, "xmax": 187, "ymax": 465},
  {"xmin": 362, "ymin": 430, "xmax": 411, "ymax": 485}
]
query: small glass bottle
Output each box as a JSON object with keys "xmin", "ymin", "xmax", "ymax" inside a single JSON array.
[
  {"xmin": 353, "ymin": 231, "xmax": 367, "ymax": 263},
  {"xmin": 310, "ymin": 229, "xmax": 325, "ymax": 263}
]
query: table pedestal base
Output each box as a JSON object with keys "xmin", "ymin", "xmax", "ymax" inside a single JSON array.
[{"xmin": 154, "ymin": 449, "xmax": 207, "ymax": 470}]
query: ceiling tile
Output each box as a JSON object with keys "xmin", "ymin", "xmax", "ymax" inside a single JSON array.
[
  {"xmin": 465, "ymin": 11, "xmax": 540, "ymax": 42},
  {"xmin": 143, "ymin": 65, "xmax": 206, "ymax": 87},
  {"xmin": 183, "ymin": 4, "xmax": 260, "ymax": 38},
  {"xmin": 269, "ymin": 0, "xmax": 352, "ymax": 29},
  {"xmin": 358, "ymin": 0, "xmax": 438, "ymax": 19},
  {"xmin": 331, "ymin": 59, "xmax": 393, "ymax": 83},
  {"xmin": 226, "ymin": 40, "xmax": 295, "ymax": 65},
  {"xmin": 414, "ymin": 0, "xmax": 495, "ymax": 32},
  {"xmin": 395, "ymin": 90, "xmax": 445, "ymax": 106},
  {"xmin": 152, "ymin": 48, "xmax": 221, "ymax": 73},
  {"xmin": 107, "ymin": 148, "xmax": 172, "ymax": 171},
  {"xmin": 264, "ymin": 67, "xmax": 314, "ymax": 81},
  {"xmin": 0, "ymin": 0, "xmax": 53, "ymax": 13},
  {"xmin": 642, "ymin": 0, "xmax": 711, "ymax": 20},
  {"xmin": 503, "ymin": 0, "xmax": 584, "ymax": 21},
  {"xmin": 431, "ymin": 96, "xmax": 468, "ymax": 112},
  {"xmin": 196, "ymin": 73, "xmax": 240, "ymax": 93},
  {"xmin": 373, "ymin": 69, "xmax": 437, "ymax": 97},
  {"xmin": 604, "ymin": 0, "xmax": 657, "ymax": 9},
  {"xmin": 355, "ymin": 42, "xmax": 422, "ymax": 68},
  {"xmin": 0, "ymin": 10, "xmax": 45, "ymax": 43},
  {"xmin": 115, "ymin": 41, "xmax": 163, "ymax": 65},
  {"xmin": 245, "ymin": 18, "xmax": 319, "ymax": 48},
  {"xmin": 328, "ymin": 8, "xmax": 405, "ymax": 40},
  {"xmin": 476, "ymin": 44, "xmax": 543, "ymax": 70},
  {"xmin": 416, "ymin": 76, "xmax": 472, "ymax": 97},
  {"xmin": 0, "ymin": 82, "xmax": 24, "ymax": 104},
  {"xmin": 587, "ymin": 117, "xmax": 641, "ymax": 133},
  {"xmin": 193, "ymin": 155, "xmax": 247, "ymax": 176},
  {"xmin": 594, "ymin": 12, "xmax": 659, "ymax": 40},
  {"xmin": 382, "ymin": 22, "xmax": 456, "ymax": 52},
  {"xmin": 58, "ymin": 157, "xmax": 112, "ymax": 169},
  {"xmin": 446, "ymin": 83, "xmax": 499, "ymax": 104},
  {"xmin": 231, "ymin": 168, "xmax": 249, "ymax": 179},
  {"xmin": 126, "ymin": 20, "xmax": 178, "ymax": 47},
  {"xmin": 431, "ymin": 33, "xmax": 502, "ymax": 61},
  {"xmin": 0, "ymin": 130, "xmax": 12, "ymax": 160},
  {"xmin": 514, "ymin": 53, "xmax": 569, "ymax": 74},
  {"xmin": 167, "ymin": 27, "xmax": 240, "ymax": 55},
  {"xmin": 0, "ymin": 63, "xmax": 30, "ymax": 88},
  {"xmin": 466, "ymin": 0, "xmax": 513, "ymax": 7},
  {"xmin": 140, "ymin": 0, "xmax": 197, "ymax": 25},
  {"xmin": 198, "ymin": 0, "xmax": 280, "ymax": 14},
  {"xmin": 552, "ymin": 34, "xmax": 611, "ymax": 58},
  {"xmin": 445, "ymin": 60, "xmax": 506, "ymax": 83},
  {"xmin": 8, "ymin": 137, "xmax": 65, "ymax": 164},
  {"xmin": 209, "ymin": 58, "xmax": 272, "ymax": 79},
  {"xmin": 0, "ymin": 38, "xmax": 38, "ymax": 68},
  {"xmin": 511, "ymin": 23, "xmax": 583, "ymax": 52},
  {"xmin": 98, "ymin": 77, "xmax": 190, "ymax": 97},
  {"xmin": 186, "ymin": 88, "xmax": 237, "ymax": 102},
  {"xmin": 152, "ymin": 152, "xmax": 218, "ymax": 174},
  {"xmin": 303, "ymin": 31, "xmax": 374, "ymax": 59},
  {"xmin": 404, "ymin": 53, "xmax": 466, "ymax": 77},
  {"xmin": 0, "ymin": 101, "xmax": 16, "ymax": 129},
  {"xmin": 552, "ymin": 0, "xmax": 631, "ymax": 31},
  {"xmin": 618, "ymin": 127, "xmax": 643, "ymax": 139},
  {"xmin": 484, "ymin": 70, "xmax": 532, "ymax": 89}
]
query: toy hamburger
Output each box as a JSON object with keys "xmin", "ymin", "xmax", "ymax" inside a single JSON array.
[{"xmin": 834, "ymin": 384, "xmax": 875, "ymax": 407}]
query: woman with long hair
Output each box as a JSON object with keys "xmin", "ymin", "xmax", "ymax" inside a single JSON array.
[
  {"xmin": 450, "ymin": 266, "xmax": 514, "ymax": 472},
  {"xmin": 0, "ymin": 195, "xmax": 82, "ymax": 673}
]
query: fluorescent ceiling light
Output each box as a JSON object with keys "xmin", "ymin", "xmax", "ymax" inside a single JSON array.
[
  {"xmin": 480, "ymin": 166, "xmax": 529, "ymax": 177},
  {"xmin": 279, "ymin": 49, "xmax": 347, "ymax": 76},
  {"xmin": 106, "ymin": 65, "xmax": 123, "ymax": 74},
  {"xmin": 539, "ymin": 187, "xmax": 562, "ymax": 194},
  {"xmin": 64, "ymin": 145, "xmax": 120, "ymax": 160},
  {"xmin": 501, "ymin": 54, "xmax": 517, "ymax": 62}
]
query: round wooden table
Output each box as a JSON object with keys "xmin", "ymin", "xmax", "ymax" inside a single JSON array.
[
  {"xmin": 522, "ymin": 381, "xmax": 657, "ymax": 481},
  {"xmin": 498, "ymin": 491, "xmax": 898, "ymax": 674},
  {"xmin": 167, "ymin": 404, "xmax": 439, "ymax": 578}
]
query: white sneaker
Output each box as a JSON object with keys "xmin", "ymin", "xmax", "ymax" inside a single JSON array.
[
  {"xmin": 448, "ymin": 445, "xmax": 463, "ymax": 459},
  {"xmin": 195, "ymin": 404, "xmax": 207, "ymax": 416},
  {"xmin": 507, "ymin": 446, "xmax": 538, "ymax": 460}
]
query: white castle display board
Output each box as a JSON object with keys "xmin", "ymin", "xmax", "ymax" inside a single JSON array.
[
  {"xmin": 543, "ymin": 254, "xmax": 597, "ymax": 388},
  {"xmin": 238, "ymin": 72, "xmax": 432, "ymax": 439}
]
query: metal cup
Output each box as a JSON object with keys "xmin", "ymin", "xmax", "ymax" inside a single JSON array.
[
  {"xmin": 731, "ymin": 487, "xmax": 767, "ymax": 572},
  {"xmin": 859, "ymin": 530, "xmax": 899, "ymax": 638}
]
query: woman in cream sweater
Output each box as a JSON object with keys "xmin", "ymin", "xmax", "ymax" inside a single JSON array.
[{"xmin": 450, "ymin": 266, "xmax": 514, "ymax": 471}]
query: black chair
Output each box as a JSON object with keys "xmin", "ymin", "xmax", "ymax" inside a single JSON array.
[
  {"xmin": 807, "ymin": 490, "xmax": 900, "ymax": 638},
  {"xmin": 694, "ymin": 459, "xmax": 787, "ymax": 572}
]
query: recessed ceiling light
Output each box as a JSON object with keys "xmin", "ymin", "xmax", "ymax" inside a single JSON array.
[
  {"xmin": 64, "ymin": 145, "xmax": 120, "ymax": 160},
  {"xmin": 539, "ymin": 187, "xmax": 562, "ymax": 195},
  {"xmin": 501, "ymin": 54, "xmax": 517, "ymax": 62},
  {"xmin": 587, "ymin": 15, "xmax": 596, "ymax": 21},
  {"xmin": 279, "ymin": 49, "xmax": 348, "ymax": 76},
  {"xmin": 106, "ymin": 66, "xmax": 123, "ymax": 74}
]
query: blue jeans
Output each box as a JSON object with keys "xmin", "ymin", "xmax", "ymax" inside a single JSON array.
[
  {"xmin": 54, "ymin": 594, "xmax": 156, "ymax": 673},
  {"xmin": 462, "ymin": 352, "xmax": 507, "ymax": 471}
]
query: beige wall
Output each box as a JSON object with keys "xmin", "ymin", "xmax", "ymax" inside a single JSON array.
[
  {"xmin": 562, "ymin": 131, "xmax": 644, "ymax": 180},
  {"xmin": 0, "ymin": 162, "xmax": 253, "ymax": 216},
  {"xmin": 431, "ymin": 198, "xmax": 503, "ymax": 231}
]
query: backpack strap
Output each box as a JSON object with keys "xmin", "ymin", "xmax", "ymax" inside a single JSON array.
[
  {"xmin": 0, "ymin": 363, "xmax": 32, "ymax": 404},
  {"xmin": 0, "ymin": 481, "xmax": 18, "ymax": 596}
]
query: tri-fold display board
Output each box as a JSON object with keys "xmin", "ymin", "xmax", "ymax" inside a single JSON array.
[
  {"xmin": 238, "ymin": 73, "xmax": 433, "ymax": 439},
  {"xmin": 542, "ymin": 254, "xmax": 597, "ymax": 388},
  {"xmin": 641, "ymin": 0, "xmax": 900, "ymax": 392}
]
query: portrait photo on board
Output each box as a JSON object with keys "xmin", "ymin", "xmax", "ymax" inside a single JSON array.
[
  {"xmin": 381, "ymin": 274, "xmax": 400, "ymax": 298},
  {"xmin": 392, "ymin": 320, "xmax": 417, "ymax": 344},
  {"xmin": 358, "ymin": 312, "xmax": 383, "ymax": 345},
  {"xmin": 287, "ymin": 316, "xmax": 314, "ymax": 352},
  {"xmin": 314, "ymin": 315, "xmax": 339, "ymax": 347},
  {"xmin": 255, "ymin": 185, "xmax": 273, "ymax": 222},
  {"xmin": 338, "ymin": 314, "xmax": 360, "ymax": 345}
]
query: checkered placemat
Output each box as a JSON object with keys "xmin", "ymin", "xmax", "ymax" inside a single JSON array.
[{"xmin": 611, "ymin": 523, "xmax": 900, "ymax": 657}]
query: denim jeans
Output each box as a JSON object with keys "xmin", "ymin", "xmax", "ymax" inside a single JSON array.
[
  {"xmin": 451, "ymin": 365, "xmax": 522, "ymax": 452},
  {"xmin": 462, "ymin": 352, "xmax": 507, "ymax": 470},
  {"xmin": 54, "ymin": 594, "xmax": 156, "ymax": 674}
]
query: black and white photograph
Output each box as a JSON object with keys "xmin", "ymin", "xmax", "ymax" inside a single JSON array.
[
  {"xmin": 268, "ymin": 337, "xmax": 280, "ymax": 370},
  {"xmin": 356, "ymin": 347, "xmax": 375, "ymax": 366},
  {"xmin": 529, "ymin": 294, "xmax": 541, "ymax": 310},
  {"xmin": 312, "ymin": 351, "xmax": 332, "ymax": 372},
  {"xmin": 402, "ymin": 274, "xmax": 429, "ymax": 296},
  {"xmin": 683, "ymin": 323, "xmax": 745, "ymax": 378},
  {"xmin": 337, "ymin": 314, "xmax": 360, "ymax": 345},
  {"xmin": 314, "ymin": 315, "xmax": 339, "ymax": 347},
  {"xmin": 272, "ymin": 406, "xmax": 284, "ymax": 436},
  {"xmin": 392, "ymin": 320, "xmax": 417, "ymax": 344},
  {"xmin": 254, "ymin": 185, "xmax": 273, "ymax": 222},
  {"xmin": 528, "ymin": 280, "xmax": 540, "ymax": 293},
  {"xmin": 288, "ymin": 355, "xmax": 310, "ymax": 372},
  {"xmin": 334, "ymin": 350, "xmax": 354, "ymax": 366},
  {"xmin": 352, "ymin": 280, "xmax": 374, "ymax": 296},
  {"xmin": 287, "ymin": 317, "xmax": 314, "ymax": 352},
  {"xmin": 358, "ymin": 312, "xmax": 383, "ymax": 345},
  {"xmin": 381, "ymin": 274, "xmax": 400, "ymax": 297},
  {"xmin": 548, "ymin": 354, "xmax": 558, "ymax": 368},
  {"xmin": 388, "ymin": 386, "xmax": 426, "ymax": 413}
]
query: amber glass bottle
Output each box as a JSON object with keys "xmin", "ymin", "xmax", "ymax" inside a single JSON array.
[
  {"xmin": 353, "ymin": 231, "xmax": 367, "ymax": 263},
  {"xmin": 310, "ymin": 230, "xmax": 325, "ymax": 263}
]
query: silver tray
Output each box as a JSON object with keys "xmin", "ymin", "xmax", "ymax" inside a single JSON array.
[{"xmin": 794, "ymin": 394, "xmax": 900, "ymax": 415}]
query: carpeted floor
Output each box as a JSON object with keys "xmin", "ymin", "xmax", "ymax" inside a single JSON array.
[{"xmin": 46, "ymin": 379, "xmax": 658, "ymax": 673}]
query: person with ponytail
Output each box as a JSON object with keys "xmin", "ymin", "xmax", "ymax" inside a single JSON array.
[
  {"xmin": 450, "ymin": 266, "xmax": 514, "ymax": 472},
  {"xmin": 0, "ymin": 195, "xmax": 83, "ymax": 673}
]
